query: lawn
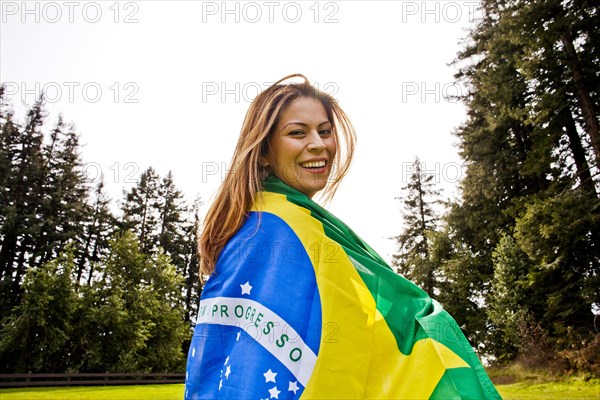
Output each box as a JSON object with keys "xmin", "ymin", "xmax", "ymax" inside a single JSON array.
[
  {"xmin": 496, "ymin": 379, "xmax": 600, "ymax": 400},
  {"xmin": 0, "ymin": 384, "xmax": 184, "ymax": 400},
  {"xmin": 0, "ymin": 380, "xmax": 599, "ymax": 399}
]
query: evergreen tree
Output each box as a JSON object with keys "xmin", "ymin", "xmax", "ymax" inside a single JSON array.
[
  {"xmin": 0, "ymin": 95, "xmax": 48, "ymax": 314},
  {"xmin": 513, "ymin": 190, "xmax": 600, "ymax": 337},
  {"xmin": 120, "ymin": 167, "xmax": 161, "ymax": 254},
  {"xmin": 157, "ymin": 171, "xmax": 189, "ymax": 271},
  {"xmin": 156, "ymin": 172, "xmax": 204, "ymax": 324},
  {"xmin": 35, "ymin": 117, "xmax": 88, "ymax": 268},
  {"xmin": 78, "ymin": 179, "xmax": 116, "ymax": 286},
  {"xmin": 488, "ymin": 235, "xmax": 534, "ymax": 361},
  {"xmin": 442, "ymin": 0, "xmax": 600, "ymax": 362},
  {"xmin": 0, "ymin": 95, "xmax": 92, "ymax": 318},
  {"xmin": 0, "ymin": 86, "xmax": 18, "ymax": 278},
  {"xmin": 0, "ymin": 85, "xmax": 15, "ymax": 221},
  {"xmin": 433, "ymin": 226, "xmax": 491, "ymax": 351},
  {"xmin": 392, "ymin": 158, "xmax": 441, "ymax": 296},
  {"xmin": 182, "ymin": 196, "xmax": 203, "ymax": 324}
]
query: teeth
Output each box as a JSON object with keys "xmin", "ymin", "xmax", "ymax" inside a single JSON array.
[{"xmin": 300, "ymin": 161, "xmax": 326, "ymax": 168}]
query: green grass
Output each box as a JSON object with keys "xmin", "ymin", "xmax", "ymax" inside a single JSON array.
[
  {"xmin": 496, "ymin": 379, "xmax": 600, "ymax": 399},
  {"xmin": 488, "ymin": 363, "xmax": 600, "ymax": 399},
  {"xmin": 0, "ymin": 384, "xmax": 184, "ymax": 400},
  {"xmin": 0, "ymin": 380, "xmax": 598, "ymax": 399}
]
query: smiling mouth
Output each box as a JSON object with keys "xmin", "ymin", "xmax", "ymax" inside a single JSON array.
[{"xmin": 299, "ymin": 160, "xmax": 327, "ymax": 169}]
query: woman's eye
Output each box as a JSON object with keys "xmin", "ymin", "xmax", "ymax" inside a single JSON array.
[
  {"xmin": 289, "ymin": 130, "xmax": 304, "ymax": 136},
  {"xmin": 319, "ymin": 129, "xmax": 332, "ymax": 136}
]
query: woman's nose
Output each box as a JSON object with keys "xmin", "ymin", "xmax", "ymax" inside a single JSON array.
[{"xmin": 307, "ymin": 131, "xmax": 326, "ymax": 152}]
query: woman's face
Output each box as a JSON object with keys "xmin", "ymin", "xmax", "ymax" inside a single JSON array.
[{"xmin": 266, "ymin": 96, "xmax": 337, "ymax": 198}]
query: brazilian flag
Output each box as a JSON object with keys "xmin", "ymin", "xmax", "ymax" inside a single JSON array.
[{"xmin": 185, "ymin": 176, "xmax": 501, "ymax": 399}]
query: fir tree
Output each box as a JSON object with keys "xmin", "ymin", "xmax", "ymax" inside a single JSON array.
[
  {"xmin": 182, "ymin": 196, "xmax": 203, "ymax": 324},
  {"xmin": 392, "ymin": 158, "xmax": 441, "ymax": 297},
  {"xmin": 0, "ymin": 95, "xmax": 47, "ymax": 314},
  {"xmin": 120, "ymin": 167, "xmax": 161, "ymax": 254},
  {"xmin": 441, "ymin": 0, "xmax": 600, "ymax": 362},
  {"xmin": 157, "ymin": 171, "xmax": 189, "ymax": 271},
  {"xmin": 35, "ymin": 117, "xmax": 88, "ymax": 268},
  {"xmin": 78, "ymin": 179, "xmax": 116, "ymax": 286}
]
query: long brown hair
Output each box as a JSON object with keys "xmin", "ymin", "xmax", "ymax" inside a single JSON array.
[{"xmin": 199, "ymin": 73, "xmax": 356, "ymax": 275}]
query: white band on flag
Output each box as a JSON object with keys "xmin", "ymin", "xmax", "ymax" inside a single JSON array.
[{"xmin": 197, "ymin": 296, "xmax": 317, "ymax": 387}]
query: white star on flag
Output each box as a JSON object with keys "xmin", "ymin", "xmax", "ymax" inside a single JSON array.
[
  {"xmin": 288, "ymin": 381, "xmax": 299, "ymax": 394},
  {"xmin": 240, "ymin": 281, "xmax": 252, "ymax": 295},
  {"xmin": 224, "ymin": 356, "xmax": 230, "ymax": 365},
  {"xmin": 268, "ymin": 386, "xmax": 281, "ymax": 399},
  {"xmin": 236, "ymin": 331, "xmax": 241, "ymax": 341},
  {"xmin": 263, "ymin": 369, "xmax": 277, "ymax": 383},
  {"xmin": 225, "ymin": 365, "xmax": 231, "ymax": 379},
  {"xmin": 191, "ymin": 347, "xmax": 196, "ymax": 358}
]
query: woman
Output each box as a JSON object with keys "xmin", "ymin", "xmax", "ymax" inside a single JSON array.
[{"xmin": 185, "ymin": 74, "xmax": 500, "ymax": 399}]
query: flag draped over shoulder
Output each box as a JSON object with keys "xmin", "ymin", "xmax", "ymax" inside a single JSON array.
[{"xmin": 185, "ymin": 176, "xmax": 501, "ymax": 400}]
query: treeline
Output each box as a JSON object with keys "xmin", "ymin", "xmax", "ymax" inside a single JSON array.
[
  {"xmin": 394, "ymin": 0, "xmax": 599, "ymax": 373},
  {"xmin": 0, "ymin": 88, "xmax": 202, "ymax": 373}
]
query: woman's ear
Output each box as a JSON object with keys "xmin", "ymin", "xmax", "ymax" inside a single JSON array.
[
  {"xmin": 258, "ymin": 157, "xmax": 271, "ymax": 180},
  {"xmin": 259, "ymin": 154, "xmax": 270, "ymax": 168}
]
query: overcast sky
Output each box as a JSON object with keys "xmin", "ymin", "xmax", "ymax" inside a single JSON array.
[{"xmin": 1, "ymin": 0, "xmax": 481, "ymax": 262}]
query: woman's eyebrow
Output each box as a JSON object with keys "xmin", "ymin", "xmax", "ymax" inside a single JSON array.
[{"xmin": 282, "ymin": 121, "xmax": 331, "ymax": 129}]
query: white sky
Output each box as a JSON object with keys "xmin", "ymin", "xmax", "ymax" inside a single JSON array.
[{"xmin": 1, "ymin": 0, "xmax": 481, "ymax": 262}]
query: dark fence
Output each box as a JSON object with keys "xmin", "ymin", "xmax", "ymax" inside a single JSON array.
[{"xmin": 0, "ymin": 373, "xmax": 185, "ymax": 388}]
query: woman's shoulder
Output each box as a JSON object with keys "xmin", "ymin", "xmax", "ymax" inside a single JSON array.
[{"xmin": 202, "ymin": 209, "xmax": 317, "ymax": 298}]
